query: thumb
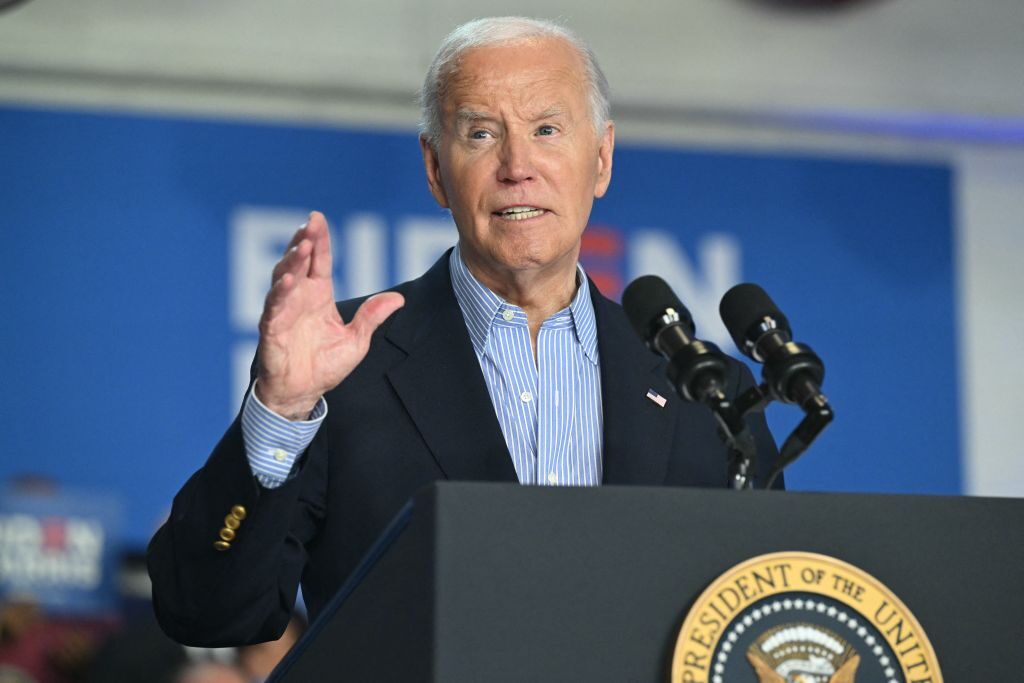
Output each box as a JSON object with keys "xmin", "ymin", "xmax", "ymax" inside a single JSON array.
[{"xmin": 349, "ymin": 291, "xmax": 405, "ymax": 341}]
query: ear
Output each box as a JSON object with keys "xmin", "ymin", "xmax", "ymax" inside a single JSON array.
[
  {"xmin": 593, "ymin": 120, "xmax": 615, "ymax": 199},
  {"xmin": 420, "ymin": 135, "xmax": 450, "ymax": 209}
]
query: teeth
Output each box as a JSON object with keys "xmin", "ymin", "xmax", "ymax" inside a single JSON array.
[{"xmin": 499, "ymin": 207, "xmax": 545, "ymax": 220}]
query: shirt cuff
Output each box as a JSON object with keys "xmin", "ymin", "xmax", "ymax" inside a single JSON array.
[{"xmin": 241, "ymin": 382, "xmax": 327, "ymax": 489}]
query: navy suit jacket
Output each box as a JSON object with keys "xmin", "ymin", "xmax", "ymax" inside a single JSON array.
[{"xmin": 147, "ymin": 251, "xmax": 779, "ymax": 646}]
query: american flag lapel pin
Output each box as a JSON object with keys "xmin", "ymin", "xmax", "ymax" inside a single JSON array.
[{"xmin": 646, "ymin": 388, "xmax": 667, "ymax": 408}]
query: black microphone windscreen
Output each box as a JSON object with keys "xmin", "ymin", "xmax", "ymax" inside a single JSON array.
[
  {"xmin": 622, "ymin": 275, "xmax": 695, "ymax": 340},
  {"xmin": 719, "ymin": 283, "xmax": 790, "ymax": 350}
]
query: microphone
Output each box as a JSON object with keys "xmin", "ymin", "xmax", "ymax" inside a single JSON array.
[
  {"xmin": 622, "ymin": 275, "xmax": 727, "ymax": 404},
  {"xmin": 623, "ymin": 275, "xmax": 757, "ymax": 489},
  {"xmin": 719, "ymin": 283, "xmax": 833, "ymax": 486},
  {"xmin": 719, "ymin": 283, "xmax": 826, "ymax": 411}
]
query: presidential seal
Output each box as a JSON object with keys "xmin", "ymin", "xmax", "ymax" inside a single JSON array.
[{"xmin": 671, "ymin": 552, "xmax": 942, "ymax": 683}]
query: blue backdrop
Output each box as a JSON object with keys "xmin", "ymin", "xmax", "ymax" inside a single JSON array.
[{"xmin": 0, "ymin": 105, "xmax": 958, "ymax": 546}]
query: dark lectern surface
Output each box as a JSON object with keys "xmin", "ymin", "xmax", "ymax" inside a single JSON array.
[{"xmin": 272, "ymin": 483, "xmax": 1023, "ymax": 681}]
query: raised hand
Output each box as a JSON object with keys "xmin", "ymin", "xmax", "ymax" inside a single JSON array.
[{"xmin": 254, "ymin": 211, "xmax": 404, "ymax": 419}]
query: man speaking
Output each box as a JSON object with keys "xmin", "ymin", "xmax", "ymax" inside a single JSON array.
[{"xmin": 148, "ymin": 16, "xmax": 778, "ymax": 646}]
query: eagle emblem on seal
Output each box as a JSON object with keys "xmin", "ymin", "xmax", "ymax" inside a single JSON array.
[{"xmin": 746, "ymin": 623, "xmax": 860, "ymax": 683}]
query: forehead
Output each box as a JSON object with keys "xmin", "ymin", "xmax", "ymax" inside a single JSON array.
[{"xmin": 441, "ymin": 37, "xmax": 589, "ymax": 116}]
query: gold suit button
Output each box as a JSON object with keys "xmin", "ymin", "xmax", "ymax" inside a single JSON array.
[
  {"xmin": 214, "ymin": 540, "xmax": 231, "ymax": 552},
  {"xmin": 219, "ymin": 527, "xmax": 236, "ymax": 542},
  {"xmin": 224, "ymin": 515, "xmax": 241, "ymax": 530},
  {"xmin": 231, "ymin": 505, "xmax": 247, "ymax": 520}
]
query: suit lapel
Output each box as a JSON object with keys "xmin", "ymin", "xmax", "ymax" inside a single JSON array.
[
  {"xmin": 383, "ymin": 254, "xmax": 518, "ymax": 483},
  {"xmin": 380, "ymin": 258, "xmax": 687, "ymax": 486},
  {"xmin": 592, "ymin": 285, "xmax": 679, "ymax": 485}
]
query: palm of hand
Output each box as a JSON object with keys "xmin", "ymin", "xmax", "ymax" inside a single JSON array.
[{"xmin": 253, "ymin": 212, "xmax": 404, "ymax": 419}]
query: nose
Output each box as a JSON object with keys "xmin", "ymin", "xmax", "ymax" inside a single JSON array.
[{"xmin": 497, "ymin": 133, "xmax": 535, "ymax": 184}]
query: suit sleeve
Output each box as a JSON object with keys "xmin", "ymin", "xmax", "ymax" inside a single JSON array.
[{"xmin": 146, "ymin": 414, "xmax": 328, "ymax": 646}]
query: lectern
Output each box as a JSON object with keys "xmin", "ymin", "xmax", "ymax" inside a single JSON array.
[{"xmin": 269, "ymin": 483, "xmax": 1022, "ymax": 681}]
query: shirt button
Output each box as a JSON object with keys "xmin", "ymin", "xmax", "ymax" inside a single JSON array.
[
  {"xmin": 520, "ymin": 391, "xmax": 533, "ymax": 403},
  {"xmin": 272, "ymin": 448, "xmax": 287, "ymax": 462},
  {"xmin": 501, "ymin": 309, "xmax": 515, "ymax": 321},
  {"xmin": 547, "ymin": 472, "xmax": 558, "ymax": 484}
]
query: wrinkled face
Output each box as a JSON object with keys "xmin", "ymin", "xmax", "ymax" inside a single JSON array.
[{"xmin": 421, "ymin": 37, "xmax": 614, "ymax": 289}]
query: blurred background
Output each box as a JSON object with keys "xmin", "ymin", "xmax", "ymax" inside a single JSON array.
[{"xmin": 1, "ymin": 0, "xmax": 1022, "ymax": 679}]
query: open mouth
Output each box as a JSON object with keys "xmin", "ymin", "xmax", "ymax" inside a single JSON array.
[{"xmin": 494, "ymin": 206, "xmax": 547, "ymax": 221}]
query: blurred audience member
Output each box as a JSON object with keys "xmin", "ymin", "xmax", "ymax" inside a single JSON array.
[
  {"xmin": 236, "ymin": 615, "xmax": 304, "ymax": 682},
  {"xmin": 0, "ymin": 597, "xmax": 116, "ymax": 683},
  {"xmin": 175, "ymin": 661, "xmax": 247, "ymax": 683},
  {"xmin": 88, "ymin": 611, "xmax": 304, "ymax": 683}
]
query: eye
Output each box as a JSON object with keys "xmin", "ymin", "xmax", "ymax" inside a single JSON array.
[
  {"xmin": 537, "ymin": 125, "xmax": 557, "ymax": 136},
  {"xmin": 469, "ymin": 129, "xmax": 492, "ymax": 140}
]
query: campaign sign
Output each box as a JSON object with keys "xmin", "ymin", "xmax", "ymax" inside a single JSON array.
[
  {"xmin": 0, "ymin": 487, "xmax": 123, "ymax": 614},
  {"xmin": 0, "ymin": 104, "xmax": 958, "ymax": 546}
]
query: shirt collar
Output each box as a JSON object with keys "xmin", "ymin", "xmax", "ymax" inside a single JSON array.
[{"xmin": 449, "ymin": 245, "xmax": 599, "ymax": 364}]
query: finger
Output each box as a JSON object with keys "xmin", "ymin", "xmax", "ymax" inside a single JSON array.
[
  {"xmin": 348, "ymin": 292, "xmax": 405, "ymax": 341},
  {"xmin": 260, "ymin": 272, "xmax": 300, "ymax": 331},
  {"xmin": 270, "ymin": 238, "xmax": 313, "ymax": 285},
  {"xmin": 306, "ymin": 211, "xmax": 333, "ymax": 279},
  {"xmin": 282, "ymin": 219, "xmax": 311, "ymax": 254}
]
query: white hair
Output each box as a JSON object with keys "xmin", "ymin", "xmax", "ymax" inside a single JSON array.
[{"xmin": 418, "ymin": 16, "xmax": 611, "ymax": 149}]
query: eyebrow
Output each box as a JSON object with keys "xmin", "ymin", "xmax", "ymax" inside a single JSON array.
[
  {"xmin": 533, "ymin": 106, "xmax": 566, "ymax": 121},
  {"xmin": 453, "ymin": 106, "xmax": 568, "ymax": 126},
  {"xmin": 455, "ymin": 109, "xmax": 494, "ymax": 126}
]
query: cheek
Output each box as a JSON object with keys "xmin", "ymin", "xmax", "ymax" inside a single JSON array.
[
  {"xmin": 562, "ymin": 151, "xmax": 598, "ymax": 189},
  {"xmin": 446, "ymin": 161, "xmax": 492, "ymax": 210}
]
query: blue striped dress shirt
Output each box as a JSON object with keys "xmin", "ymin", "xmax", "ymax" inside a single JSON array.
[
  {"xmin": 449, "ymin": 246, "xmax": 603, "ymax": 486},
  {"xmin": 241, "ymin": 247, "xmax": 604, "ymax": 488},
  {"xmin": 242, "ymin": 385, "xmax": 326, "ymax": 489}
]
